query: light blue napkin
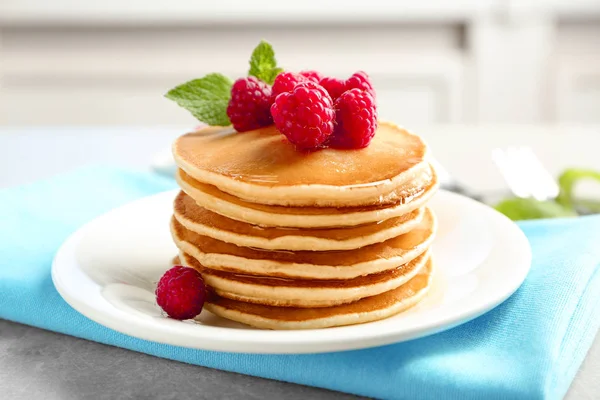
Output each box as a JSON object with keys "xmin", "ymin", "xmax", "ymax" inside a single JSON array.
[{"xmin": 1, "ymin": 167, "xmax": 598, "ymax": 400}]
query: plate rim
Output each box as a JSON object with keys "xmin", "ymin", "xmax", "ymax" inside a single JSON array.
[{"xmin": 51, "ymin": 189, "xmax": 532, "ymax": 354}]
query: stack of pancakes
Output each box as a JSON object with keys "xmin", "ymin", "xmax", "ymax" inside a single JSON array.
[{"xmin": 170, "ymin": 122, "xmax": 438, "ymax": 329}]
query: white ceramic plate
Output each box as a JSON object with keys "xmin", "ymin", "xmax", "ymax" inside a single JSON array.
[{"xmin": 52, "ymin": 190, "xmax": 531, "ymax": 354}]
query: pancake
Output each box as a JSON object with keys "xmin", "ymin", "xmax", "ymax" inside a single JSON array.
[
  {"xmin": 173, "ymin": 122, "xmax": 430, "ymax": 207},
  {"xmin": 170, "ymin": 207, "xmax": 436, "ymax": 279},
  {"xmin": 180, "ymin": 251, "xmax": 430, "ymax": 308},
  {"xmin": 173, "ymin": 191, "xmax": 425, "ymax": 251},
  {"xmin": 176, "ymin": 166, "xmax": 438, "ymax": 228},
  {"xmin": 202, "ymin": 258, "xmax": 434, "ymax": 329}
]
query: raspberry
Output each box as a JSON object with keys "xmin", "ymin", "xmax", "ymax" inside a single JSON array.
[
  {"xmin": 272, "ymin": 72, "xmax": 307, "ymax": 99},
  {"xmin": 299, "ymin": 70, "xmax": 323, "ymax": 83},
  {"xmin": 271, "ymin": 82, "xmax": 335, "ymax": 150},
  {"xmin": 156, "ymin": 265, "xmax": 206, "ymax": 320},
  {"xmin": 319, "ymin": 77, "xmax": 346, "ymax": 101},
  {"xmin": 226, "ymin": 77, "xmax": 273, "ymax": 132},
  {"xmin": 320, "ymin": 71, "xmax": 376, "ymax": 101},
  {"xmin": 345, "ymin": 71, "xmax": 376, "ymax": 99},
  {"xmin": 328, "ymin": 88, "xmax": 378, "ymax": 149}
]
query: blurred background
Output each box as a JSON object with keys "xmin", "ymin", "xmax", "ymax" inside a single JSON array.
[
  {"xmin": 0, "ymin": 0, "xmax": 598, "ymax": 127},
  {"xmin": 2, "ymin": 4, "xmax": 600, "ymax": 399},
  {"xmin": 1, "ymin": 0, "xmax": 600, "ymax": 214}
]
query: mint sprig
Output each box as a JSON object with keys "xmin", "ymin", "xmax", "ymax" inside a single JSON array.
[
  {"xmin": 248, "ymin": 40, "xmax": 283, "ymax": 85},
  {"xmin": 165, "ymin": 73, "xmax": 232, "ymax": 126},
  {"xmin": 165, "ymin": 40, "xmax": 283, "ymax": 125}
]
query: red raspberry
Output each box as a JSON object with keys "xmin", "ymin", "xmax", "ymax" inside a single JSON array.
[
  {"xmin": 271, "ymin": 82, "xmax": 335, "ymax": 150},
  {"xmin": 272, "ymin": 72, "xmax": 307, "ymax": 99},
  {"xmin": 155, "ymin": 265, "xmax": 206, "ymax": 320},
  {"xmin": 226, "ymin": 77, "xmax": 273, "ymax": 132},
  {"xmin": 345, "ymin": 71, "xmax": 376, "ymax": 99},
  {"xmin": 319, "ymin": 77, "xmax": 346, "ymax": 101},
  {"xmin": 328, "ymin": 88, "xmax": 378, "ymax": 149},
  {"xmin": 320, "ymin": 71, "xmax": 376, "ymax": 101},
  {"xmin": 299, "ymin": 70, "xmax": 323, "ymax": 83}
]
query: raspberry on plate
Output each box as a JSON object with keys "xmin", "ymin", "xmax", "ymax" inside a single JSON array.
[
  {"xmin": 156, "ymin": 265, "xmax": 206, "ymax": 320},
  {"xmin": 320, "ymin": 71, "xmax": 376, "ymax": 101},
  {"xmin": 299, "ymin": 70, "xmax": 323, "ymax": 83},
  {"xmin": 227, "ymin": 76, "xmax": 273, "ymax": 132},
  {"xmin": 328, "ymin": 88, "xmax": 378, "ymax": 149},
  {"xmin": 272, "ymin": 72, "xmax": 308, "ymax": 99},
  {"xmin": 271, "ymin": 81, "xmax": 335, "ymax": 150}
]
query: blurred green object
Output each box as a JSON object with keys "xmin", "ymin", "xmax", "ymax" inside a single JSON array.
[
  {"xmin": 495, "ymin": 167, "xmax": 600, "ymax": 221},
  {"xmin": 495, "ymin": 198, "xmax": 576, "ymax": 221},
  {"xmin": 557, "ymin": 168, "xmax": 600, "ymax": 212},
  {"xmin": 575, "ymin": 199, "xmax": 600, "ymax": 214}
]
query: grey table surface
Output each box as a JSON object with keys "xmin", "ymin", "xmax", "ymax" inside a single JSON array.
[
  {"xmin": 1, "ymin": 126, "xmax": 599, "ymax": 399},
  {"xmin": 0, "ymin": 320, "xmax": 360, "ymax": 400}
]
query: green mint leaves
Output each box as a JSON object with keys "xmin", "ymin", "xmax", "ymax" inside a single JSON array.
[
  {"xmin": 165, "ymin": 73, "xmax": 232, "ymax": 126},
  {"xmin": 248, "ymin": 40, "xmax": 283, "ymax": 85},
  {"xmin": 165, "ymin": 40, "xmax": 282, "ymax": 125}
]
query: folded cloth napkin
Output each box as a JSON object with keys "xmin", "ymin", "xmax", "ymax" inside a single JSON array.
[{"xmin": 1, "ymin": 167, "xmax": 598, "ymax": 400}]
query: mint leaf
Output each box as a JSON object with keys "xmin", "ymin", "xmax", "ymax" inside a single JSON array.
[
  {"xmin": 248, "ymin": 40, "xmax": 282, "ymax": 85},
  {"xmin": 165, "ymin": 73, "xmax": 232, "ymax": 126},
  {"xmin": 494, "ymin": 197, "xmax": 576, "ymax": 221}
]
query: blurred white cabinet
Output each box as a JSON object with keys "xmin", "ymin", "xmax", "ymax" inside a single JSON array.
[
  {"xmin": 0, "ymin": 22, "xmax": 468, "ymax": 126},
  {"xmin": 0, "ymin": 0, "xmax": 598, "ymax": 126},
  {"xmin": 553, "ymin": 23, "xmax": 600, "ymax": 123}
]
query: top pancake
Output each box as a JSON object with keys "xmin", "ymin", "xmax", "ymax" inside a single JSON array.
[{"xmin": 173, "ymin": 121, "xmax": 429, "ymax": 207}]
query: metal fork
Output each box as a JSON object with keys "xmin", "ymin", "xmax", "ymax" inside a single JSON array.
[{"xmin": 491, "ymin": 146, "xmax": 559, "ymax": 201}]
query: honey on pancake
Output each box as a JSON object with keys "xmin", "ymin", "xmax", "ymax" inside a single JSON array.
[
  {"xmin": 173, "ymin": 191, "xmax": 423, "ymax": 241},
  {"xmin": 175, "ymin": 165, "xmax": 439, "ymax": 229},
  {"xmin": 180, "ymin": 251, "xmax": 430, "ymax": 308},
  {"xmin": 174, "ymin": 123, "xmax": 426, "ymax": 188},
  {"xmin": 171, "ymin": 209, "xmax": 434, "ymax": 269},
  {"xmin": 177, "ymin": 168, "xmax": 434, "ymax": 216},
  {"xmin": 202, "ymin": 260, "xmax": 434, "ymax": 329},
  {"xmin": 207, "ymin": 267, "xmax": 431, "ymax": 321},
  {"xmin": 169, "ymin": 120, "xmax": 439, "ymax": 328},
  {"xmin": 187, "ymin": 252, "xmax": 428, "ymax": 289}
]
